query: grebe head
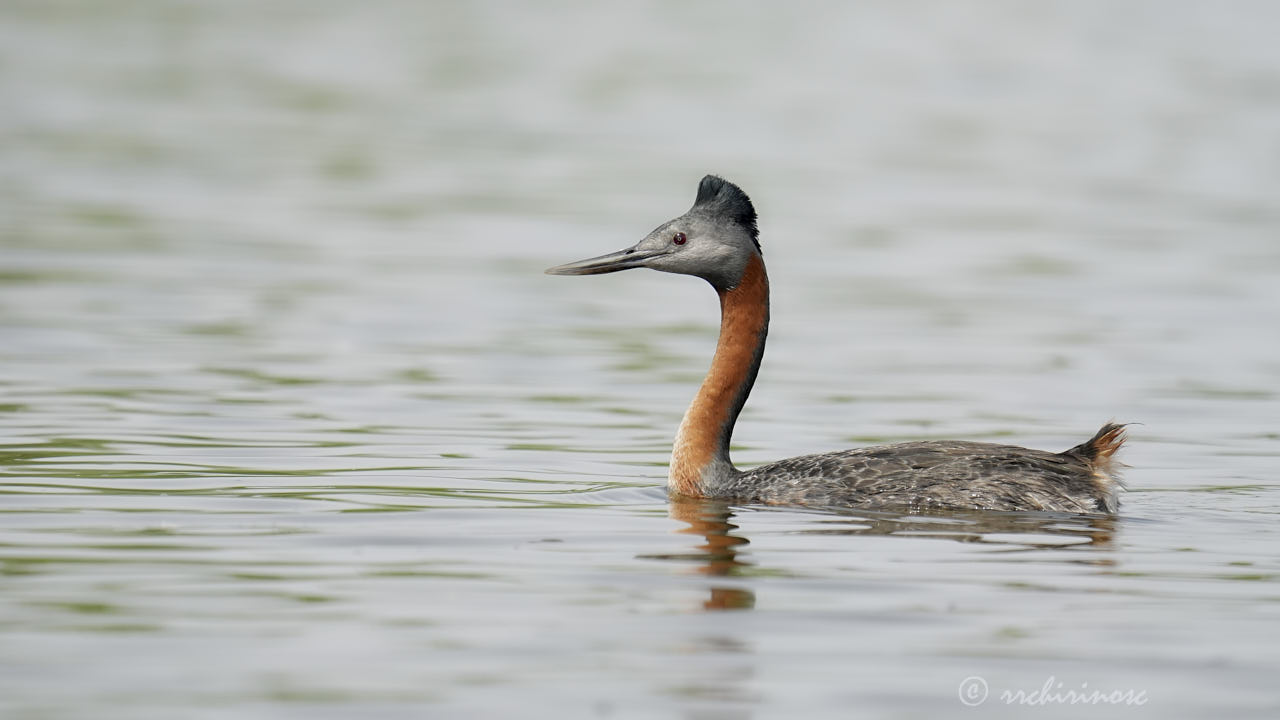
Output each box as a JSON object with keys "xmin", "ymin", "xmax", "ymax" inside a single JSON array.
[{"xmin": 546, "ymin": 175, "xmax": 760, "ymax": 290}]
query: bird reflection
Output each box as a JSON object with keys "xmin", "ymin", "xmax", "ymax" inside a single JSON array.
[
  {"xmin": 790, "ymin": 507, "xmax": 1117, "ymax": 551},
  {"xmin": 659, "ymin": 498, "xmax": 1118, "ymax": 613},
  {"xmin": 668, "ymin": 497, "xmax": 755, "ymax": 611}
]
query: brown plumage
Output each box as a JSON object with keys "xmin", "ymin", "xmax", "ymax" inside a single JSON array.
[{"xmin": 670, "ymin": 254, "xmax": 769, "ymax": 496}]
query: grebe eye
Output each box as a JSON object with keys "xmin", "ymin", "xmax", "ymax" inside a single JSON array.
[{"xmin": 672, "ymin": 232, "xmax": 687, "ymax": 245}]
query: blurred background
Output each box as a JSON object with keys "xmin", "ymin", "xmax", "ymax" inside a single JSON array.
[{"xmin": 2, "ymin": 1, "xmax": 1278, "ymax": 718}]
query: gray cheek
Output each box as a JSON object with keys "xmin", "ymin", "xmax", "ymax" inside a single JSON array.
[
  {"xmin": 643, "ymin": 244, "xmax": 750, "ymax": 290},
  {"xmin": 699, "ymin": 248, "xmax": 750, "ymax": 289},
  {"xmin": 646, "ymin": 253, "xmax": 696, "ymax": 276}
]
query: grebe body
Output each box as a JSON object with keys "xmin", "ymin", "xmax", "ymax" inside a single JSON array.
[{"xmin": 547, "ymin": 176, "xmax": 1125, "ymax": 514}]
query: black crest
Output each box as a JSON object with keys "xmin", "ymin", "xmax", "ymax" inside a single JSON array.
[{"xmin": 692, "ymin": 175, "xmax": 760, "ymax": 251}]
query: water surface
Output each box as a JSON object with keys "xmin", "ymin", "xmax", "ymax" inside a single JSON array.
[{"xmin": 2, "ymin": 1, "xmax": 1279, "ymax": 718}]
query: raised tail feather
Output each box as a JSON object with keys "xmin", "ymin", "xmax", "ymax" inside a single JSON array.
[
  {"xmin": 1064, "ymin": 422, "xmax": 1129, "ymax": 513},
  {"xmin": 1067, "ymin": 422, "xmax": 1128, "ymax": 464}
]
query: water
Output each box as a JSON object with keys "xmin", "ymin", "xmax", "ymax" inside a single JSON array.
[{"xmin": 2, "ymin": 1, "xmax": 1279, "ymax": 718}]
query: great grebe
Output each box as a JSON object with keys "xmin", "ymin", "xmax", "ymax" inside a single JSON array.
[{"xmin": 547, "ymin": 175, "xmax": 1126, "ymax": 514}]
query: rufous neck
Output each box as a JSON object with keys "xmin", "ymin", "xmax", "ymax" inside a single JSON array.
[{"xmin": 669, "ymin": 254, "xmax": 770, "ymax": 497}]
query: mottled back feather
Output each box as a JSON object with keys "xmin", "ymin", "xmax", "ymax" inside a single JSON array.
[{"xmin": 716, "ymin": 429, "xmax": 1126, "ymax": 514}]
